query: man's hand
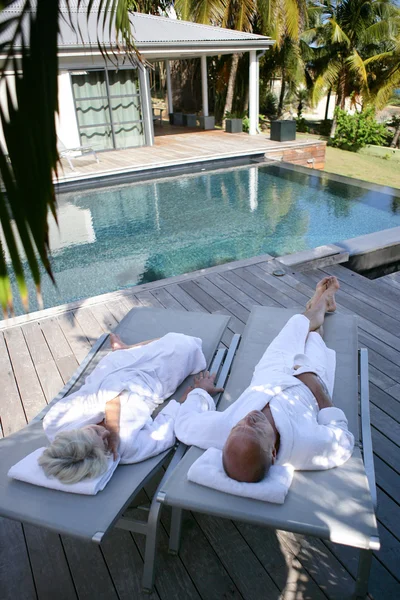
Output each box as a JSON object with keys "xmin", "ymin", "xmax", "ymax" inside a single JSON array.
[{"xmin": 193, "ymin": 371, "xmax": 224, "ymax": 397}]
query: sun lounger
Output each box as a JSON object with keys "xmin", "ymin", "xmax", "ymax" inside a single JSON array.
[
  {"xmin": 156, "ymin": 307, "xmax": 380, "ymax": 599},
  {"xmin": 0, "ymin": 307, "xmax": 236, "ymax": 589},
  {"xmin": 57, "ymin": 136, "xmax": 99, "ymax": 171}
]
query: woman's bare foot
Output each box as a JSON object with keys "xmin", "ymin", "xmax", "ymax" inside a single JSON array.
[
  {"xmin": 306, "ymin": 276, "xmax": 339, "ymax": 312},
  {"xmin": 110, "ymin": 333, "xmax": 129, "ymax": 351}
]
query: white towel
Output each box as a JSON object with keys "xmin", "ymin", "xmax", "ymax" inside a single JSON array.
[
  {"xmin": 187, "ymin": 447, "xmax": 294, "ymax": 504},
  {"xmin": 8, "ymin": 447, "xmax": 120, "ymax": 495}
]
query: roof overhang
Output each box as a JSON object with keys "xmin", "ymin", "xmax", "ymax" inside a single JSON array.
[{"xmin": 0, "ymin": 5, "xmax": 274, "ymax": 63}]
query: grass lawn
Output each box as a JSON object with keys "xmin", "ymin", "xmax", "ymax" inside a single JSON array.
[
  {"xmin": 296, "ymin": 132, "xmax": 400, "ymax": 189},
  {"xmin": 324, "ymin": 145, "xmax": 400, "ymax": 189}
]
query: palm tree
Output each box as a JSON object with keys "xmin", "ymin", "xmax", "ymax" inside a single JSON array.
[
  {"xmin": 303, "ymin": 0, "xmax": 400, "ymax": 135},
  {"xmin": 0, "ymin": 0, "xmax": 138, "ymax": 316},
  {"xmin": 257, "ymin": 0, "xmax": 309, "ymax": 117}
]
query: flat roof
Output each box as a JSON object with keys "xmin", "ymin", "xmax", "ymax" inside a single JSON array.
[{"xmin": 0, "ymin": 2, "xmax": 273, "ymax": 60}]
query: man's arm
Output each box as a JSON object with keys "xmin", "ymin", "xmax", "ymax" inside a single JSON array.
[
  {"xmin": 295, "ymin": 372, "xmax": 354, "ymax": 469},
  {"xmin": 295, "ymin": 372, "xmax": 333, "ymax": 409}
]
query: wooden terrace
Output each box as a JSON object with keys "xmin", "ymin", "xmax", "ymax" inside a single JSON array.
[
  {"xmin": 57, "ymin": 126, "xmax": 325, "ymax": 183},
  {"xmin": 1, "ymin": 257, "xmax": 399, "ymax": 600}
]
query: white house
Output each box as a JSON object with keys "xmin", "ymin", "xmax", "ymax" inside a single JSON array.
[{"xmin": 0, "ymin": 2, "xmax": 273, "ymax": 153}]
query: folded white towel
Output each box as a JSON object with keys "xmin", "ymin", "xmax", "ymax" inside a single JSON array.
[
  {"xmin": 8, "ymin": 447, "xmax": 120, "ymax": 495},
  {"xmin": 187, "ymin": 448, "xmax": 294, "ymax": 504}
]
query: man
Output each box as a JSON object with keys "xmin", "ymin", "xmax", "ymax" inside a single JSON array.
[{"xmin": 174, "ymin": 276, "xmax": 355, "ymax": 482}]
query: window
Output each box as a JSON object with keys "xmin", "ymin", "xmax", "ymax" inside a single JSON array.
[{"xmin": 71, "ymin": 69, "xmax": 145, "ymax": 151}]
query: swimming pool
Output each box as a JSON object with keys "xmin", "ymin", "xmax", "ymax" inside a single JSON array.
[{"xmin": 8, "ymin": 162, "xmax": 400, "ymax": 314}]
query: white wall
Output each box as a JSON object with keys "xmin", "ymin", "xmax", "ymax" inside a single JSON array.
[{"xmin": 57, "ymin": 71, "xmax": 80, "ymax": 148}]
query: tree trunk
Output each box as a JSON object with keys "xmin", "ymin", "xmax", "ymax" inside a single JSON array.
[
  {"xmin": 324, "ymin": 88, "xmax": 332, "ymax": 121},
  {"xmin": 278, "ymin": 68, "xmax": 286, "ymax": 118},
  {"xmin": 390, "ymin": 123, "xmax": 400, "ymax": 148},
  {"xmin": 243, "ymin": 85, "xmax": 249, "ymax": 113},
  {"xmin": 330, "ymin": 78, "xmax": 344, "ymax": 138},
  {"xmin": 222, "ymin": 53, "xmax": 240, "ymax": 125}
]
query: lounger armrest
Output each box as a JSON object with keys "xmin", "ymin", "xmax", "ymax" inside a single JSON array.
[
  {"xmin": 359, "ymin": 348, "xmax": 377, "ymax": 510},
  {"xmin": 32, "ymin": 333, "xmax": 110, "ymax": 423}
]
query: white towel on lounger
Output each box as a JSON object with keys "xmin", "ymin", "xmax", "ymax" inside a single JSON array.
[
  {"xmin": 8, "ymin": 447, "xmax": 120, "ymax": 495},
  {"xmin": 187, "ymin": 447, "xmax": 294, "ymax": 504}
]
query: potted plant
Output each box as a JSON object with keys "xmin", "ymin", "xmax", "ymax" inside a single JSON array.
[{"xmin": 225, "ymin": 112, "xmax": 243, "ymax": 133}]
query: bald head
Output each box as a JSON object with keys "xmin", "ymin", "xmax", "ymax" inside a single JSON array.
[{"xmin": 222, "ymin": 410, "xmax": 276, "ymax": 483}]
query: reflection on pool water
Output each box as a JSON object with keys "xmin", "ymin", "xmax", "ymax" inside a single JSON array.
[{"xmin": 9, "ymin": 163, "xmax": 400, "ymax": 314}]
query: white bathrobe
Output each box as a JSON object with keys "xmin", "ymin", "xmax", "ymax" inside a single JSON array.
[
  {"xmin": 173, "ymin": 315, "xmax": 355, "ymax": 471},
  {"xmin": 43, "ymin": 333, "xmax": 206, "ymax": 464}
]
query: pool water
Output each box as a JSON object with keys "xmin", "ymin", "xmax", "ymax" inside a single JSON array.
[{"xmin": 9, "ymin": 163, "xmax": 400, "ymax": 314}]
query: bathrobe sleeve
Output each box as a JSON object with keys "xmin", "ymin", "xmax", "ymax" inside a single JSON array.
[
  {"xmin": 119, "ymin": 401, "xmax": 181, "ymax": 464},
  {"xmin": 300, "ymin": 407, "xmax": 355, "ymax": 470},
  {"xmin": 174, "ymin": 389, "xmax": 230, "ymax": 450}
]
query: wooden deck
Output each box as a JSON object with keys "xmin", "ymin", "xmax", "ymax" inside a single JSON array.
[
  {"xmin": 57, "ymin": 127, "xmax": 323, "ymax": 183},
  {"xmin": 1, "ymin": 257, "xmax": 400, "ymax": 600}
]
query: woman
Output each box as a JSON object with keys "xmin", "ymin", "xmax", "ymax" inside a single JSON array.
[{"xmin": 39, "ymin": 332, "xmax": 222, "ymax": 484}]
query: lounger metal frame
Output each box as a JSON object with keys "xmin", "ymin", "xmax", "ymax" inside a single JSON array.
[{"xmin": 154, "ymin": 312, "xmax": 379, "ymax": 600}]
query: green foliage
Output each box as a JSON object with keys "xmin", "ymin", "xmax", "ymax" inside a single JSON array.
[
  {"xmin": 260, "ymin": 90, "xmax": 278, "ymax": 118},
  {"xmin": 319, "ymin": 119, "xmax": 333, "ymax": 136},
  {"xmin": 296, "ymin": 117, "xmax": 309, "ymax": 133},
  {"xmin": 330, "ymin": 107, "xmax": 389, "ymax": 151},
  {"xmin": 0, "ymin": 0, "xmax": 138, "ymax": 316}
]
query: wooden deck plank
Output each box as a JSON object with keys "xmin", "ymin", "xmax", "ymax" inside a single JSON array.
[
  {"xmin": 21, "ymin": 322, "xmax": 64, "ymax": 404},
  {"xmin": 0, "ymin": 332, "xmax": 27, "ymax": 435},
  {"xmin": 193, "ymin": 513, "xmax": 281, "ymax": 600},
  {"xmin": 101, "ymin": 529, "xmax": 161, "ymax": 600},
  {"xmin": 61, "ymin": 536, "xmax": 119, "ymax": 600},
  {"xmin": 88, "ymin": 303, "xmax": 119, "ymax": 330},
  {"xmin": 3, "ymin": 327, "xmax": 47, "ymax": 422},
  {"xmin": 57, "ymin": 311, "xmax": 93, "ymax": 361},
  {"xmin": 0, "ymin": 519, "xmax": 37, "ymax": 600},
  {"xmin": 24, "ymin": 525, "xmax": 77, "ymax": 600}
]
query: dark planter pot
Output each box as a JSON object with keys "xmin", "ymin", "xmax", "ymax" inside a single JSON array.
[
  {"xmin": 199, "ymin": 116, "xmax": 215, "ymax": 130},
  {"xmin": 172, "ymin": 112, "xmax": 183, "ymax": 126},
  {"xmin": 225, "ymin": 118, "xmax": 243, "ymax": 133},
  {"xmin": 270, "ymin": 120, "xmax": 296, "ymax": 142},
  {"xmin": 183, "ymin": 114, "xmax": 197, "ymax": 127}
]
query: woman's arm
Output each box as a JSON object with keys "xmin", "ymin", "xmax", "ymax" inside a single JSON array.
[{"xmin": 105, "ymin": 395, "xmax": 121, "ymax": 459}]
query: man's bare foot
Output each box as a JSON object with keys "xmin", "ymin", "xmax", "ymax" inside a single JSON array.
[
  {"xmin": 324, "ymin": 277, "xmax": 339, "ymax": 312},
  {"xmin": 306, "ymin": 276, "xmax": 339, "ymax": 312},
  {"xmin": 110, "ymin": 333, "xmax": 129, "ymax": 351}
]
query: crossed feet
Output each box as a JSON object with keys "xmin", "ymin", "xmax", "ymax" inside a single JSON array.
[
  {"xmin": 304, "ymin": 276, "xmax": 340, "ymax": 333},
  {"xmin": 306, "ymin": 276, "xmax": 339, "ymax": 313}
]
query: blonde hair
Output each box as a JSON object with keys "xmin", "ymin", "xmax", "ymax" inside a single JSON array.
[{"xmin": 39, "ymin": 428, "xmax": 108, "ymax": 484}]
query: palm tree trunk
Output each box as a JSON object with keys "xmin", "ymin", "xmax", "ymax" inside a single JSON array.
[
  {"xmin": 390, "ymin": 124, "xmax": 400, "ymax": 148},
  {"xmin": 222, "ymin": 53, "xmax": 240, "ymax": 124},
  {"xmin": 324, "ymin": 88, "xmax": 332, "ymax": 120},
  {"xmin": 278, "ymin": 68, "xmax": 286, "ymax": 118}
]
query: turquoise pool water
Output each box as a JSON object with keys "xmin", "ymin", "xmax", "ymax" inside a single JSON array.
[{"xmin": 9, "ymin": 163, "xmax": 400, "ymax": 314}]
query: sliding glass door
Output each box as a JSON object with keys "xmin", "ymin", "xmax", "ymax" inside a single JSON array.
[{"xmin": 71, "ymin": 68, "xmax": 145, "ymax": 151}]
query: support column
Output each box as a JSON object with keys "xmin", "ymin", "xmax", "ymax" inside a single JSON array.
[
  {"xmin": 165, "ymin": 60, "xmax": 173, "ymax": 115},
  {"xmin": 249, "ymin": 50, "xmax": 258, "ymax": 135},
  {"xmin": 201, "ymin": 55, "xmax": 209, "ymax": 117},
  {"xmin": 140, "ymin": 65, "xmax": 154, "ymax": 147}
]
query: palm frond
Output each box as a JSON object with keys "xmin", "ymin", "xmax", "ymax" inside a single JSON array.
[
  {"xmin": 329, "ymin": 17, "xmax": 351, "ymax": 46},
  {"xmin": 346, "ymin": 49, "xmax": 368, "ymax": 84},
  {"xmin": 0, "ymin": 0, "xmax": 140, "ymax": 316},
  {"xmin": 174, "ymin": 0, "xmax": 194, "ymax": 21},
  {"xmin": 311, "ymin": 59, "xmax": 341, "ymax": 106}
]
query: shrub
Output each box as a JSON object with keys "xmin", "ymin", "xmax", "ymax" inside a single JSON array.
[
  {"xmin": 260, "ymin": 90, "xmax": 278, "ymax": 118},
  {"xmin": 296, "ymin": 117, "xmax": 309, "ymax": 133},
  {"xmin": 330, "ymin": 107, "xmax": 389, "ymax": 151}
]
